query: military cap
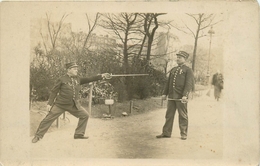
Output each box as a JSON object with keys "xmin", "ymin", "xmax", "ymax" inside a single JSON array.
[
  {"xmin": 65, "ymin": 62, "xmax": 78, "ymax": 69},
  {"xmin": 176, "ymin": 51, "xmax": 189, "ymax": 59}
]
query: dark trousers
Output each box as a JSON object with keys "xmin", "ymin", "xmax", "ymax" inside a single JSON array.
[
  {"xmin": 162, "ymin": 100, "xmax": 188, "ymax": 137},
  {"xmin": 214, "ymin": 86, "xmax": 222, "ymax": 100},
  {"xmin": 35, "ymin": 104, "xmax": 89, "ymax": 138}
]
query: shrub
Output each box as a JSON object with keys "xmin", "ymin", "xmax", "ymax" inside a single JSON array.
[
  {"xmin": 30, "ymin": 64, "xmax": 54, "ymax": 101},
  {"xmin": 130, "ymin": 57, "xmax": 167, "ymax": 99},
  {"xmin": 80, "ymin": 81, "xmax": 118, "ymax": 104}
]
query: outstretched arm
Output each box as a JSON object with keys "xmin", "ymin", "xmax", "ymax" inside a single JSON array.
[{"xmin": 80, "ymin": 73, "xmax": 112, "ymax": 85}]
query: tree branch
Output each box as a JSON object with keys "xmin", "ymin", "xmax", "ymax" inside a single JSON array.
[{"xmin": 81, "ymin": 13, "xmax": 100, "ymax": 54}]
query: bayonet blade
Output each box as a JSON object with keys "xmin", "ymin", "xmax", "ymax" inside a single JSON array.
[{"xmin": 111, "ymin": 74, "xmax": 149, "ymax": 77}]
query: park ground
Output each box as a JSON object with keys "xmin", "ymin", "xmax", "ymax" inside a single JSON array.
[{"xmin": 30, "ymin": 88, "xmax": 223, "ymax": 160}]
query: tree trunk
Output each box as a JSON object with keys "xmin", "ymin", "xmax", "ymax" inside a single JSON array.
[
  {"xmin": 192, "ymin": 38, "xmax": 198, "ymax": 71},
  {"xmin": 123, "ymin": 32, "xmax": 129, "ymax": 74},
  {"xmin": 192, "ymin": 17, "xmax": 201, "ymax": 72},
  {"xmin": 146, "ymin": 15, "xmax": 159, "ymax": 61},
  {"xmin": 146, "ymin": 37, "xmax": 153, "ymax": 61}
]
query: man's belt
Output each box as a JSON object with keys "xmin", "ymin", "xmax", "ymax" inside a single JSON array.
[{"xmin": 151, "ymin": 97, "xmax": 188, "ymax": 103}]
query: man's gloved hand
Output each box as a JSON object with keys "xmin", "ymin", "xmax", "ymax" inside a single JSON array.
[
  {"xmin": 181, "ymin": 96, "xmax": 188, "ymax": 103},
  {"xmin": 161, "ymin": 95, "xmax": 167, "ymax": 100},
  {"xmin": 102, "ymin": 73, "xmax": 112, "ymax": 79}
]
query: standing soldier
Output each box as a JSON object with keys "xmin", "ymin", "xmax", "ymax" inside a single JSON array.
[
  {"xmin": 156, "ymin": 51, "xmax": 194, "ymax": 140},
  {"xmin": 32, "ymin": 62, "xmax": 111, "ymax": 143}
]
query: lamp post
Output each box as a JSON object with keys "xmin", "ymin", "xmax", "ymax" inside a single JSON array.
[{"xmin": 207, "ymin": 26, "xmax": 215, "ymax": 85}]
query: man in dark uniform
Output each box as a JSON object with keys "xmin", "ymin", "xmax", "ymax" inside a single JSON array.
[
  {"xmin": 32, "ymin": 62, "xmax": 111, "ymax": 143},
  {"xmin": 156, "ymin": 51, "xmax": 194, "ymax": 140}
]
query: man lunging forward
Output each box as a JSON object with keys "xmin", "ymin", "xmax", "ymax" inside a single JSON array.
[
  {"xmin": 32, "ymin": 62, "xmax": 111, "ymax": 143},
  {"xmin": 156, "ymin": 51, "xmax": 194, "ymax": 140}
]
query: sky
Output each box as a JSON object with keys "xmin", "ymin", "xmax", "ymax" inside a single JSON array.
[
  {"xmin": 36, "ymin": 11, "xmax": 225, "ymax": 50},
  {"xmin": 31, "ymin": 0, "xmax": 252, "ymax": 58}
]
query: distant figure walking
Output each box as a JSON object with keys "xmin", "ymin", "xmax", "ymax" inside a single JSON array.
[{"xmin": 211, "ymin": 71, "xmax": 223, "ymax": 101}]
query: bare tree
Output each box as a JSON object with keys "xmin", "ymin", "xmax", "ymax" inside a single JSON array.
[
  {"xmin": 141, "ymin": 13, "xmax": 166, "ymax": 62},
  {"xmin": 37, "ymin": 12, "xmax": 71, "ymax": 75},
  {"xmin": 31, "ymin": 13, "xmax": 105, "ymax": 100},
  {"xmin": 171, "ymin": 13, "xmax": 222, "ymax": 71},
  {"xmin": 45, "ymin": 13, "xmax": 70, "ymax": 50},
  {"xmin": 99, "ymin": 13, "xmax": 145, "ymax": 99},
  {"xmin": 81, "ymin": 13, "xmax": 101, "ymax": 55},
  {"xmin": 59, "ymin": 13, "xmax": 101, "ymax": 56},
  {"xmin": 99, "ymin": 13, "xmax": 143, "ymax": 74}
]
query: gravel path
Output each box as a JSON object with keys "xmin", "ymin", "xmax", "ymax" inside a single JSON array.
[{"xmin": 31, "ymin": 90, "xmax": 223, "ymax": 160}]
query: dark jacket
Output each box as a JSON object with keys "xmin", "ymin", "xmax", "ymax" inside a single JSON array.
[
  {"xmin": 212, "ymin": 73, "xmax": 223, "ymax": 89},
  {"xmin": 47, "ymin": 74, "xmax": 102, "ymax": 110},
  {"xmin": 163, "ymin": 64, "xmax": 194, "ymax": 99}
]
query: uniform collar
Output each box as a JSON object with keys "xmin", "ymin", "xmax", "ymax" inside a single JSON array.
[
  {"xmin": 67, "ymin": 74, "xmax": 77, "ymax": 79},
  {"xmin": 177, "ymin": 63, "xmax": 185, "ymax": 67}
]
